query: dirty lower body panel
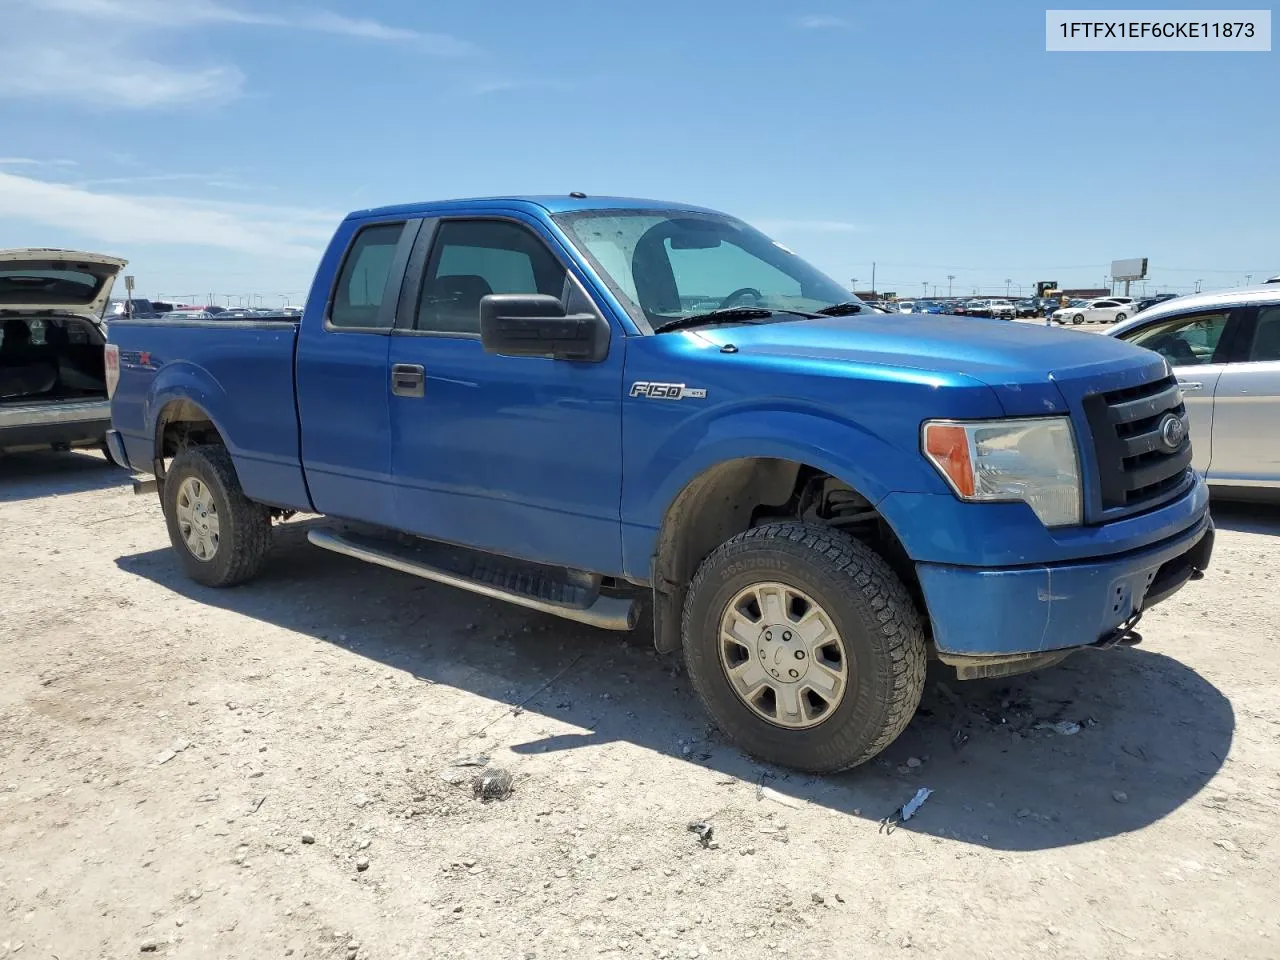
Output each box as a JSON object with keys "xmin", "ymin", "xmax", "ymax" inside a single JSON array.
[{"xmin": 916, "ymin": 514, "xmax": 1213, "ymax": 660}]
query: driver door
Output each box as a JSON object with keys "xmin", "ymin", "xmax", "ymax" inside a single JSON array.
[
  {"xmin": 1118, "ymin": 308, "xmax": 1235, "ymax": 474},
  {"xmin": 385, "ymin": 215, "xmax": 626, "ymax": 575}
]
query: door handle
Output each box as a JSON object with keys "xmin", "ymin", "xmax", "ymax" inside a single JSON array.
[
  {"xmin": 1179, "ymin": 381, "xmax": 1203, "ymax": 392},
  {"xmin": 391, "ymin": 363, "xmax": 425, "ymax": 398}
]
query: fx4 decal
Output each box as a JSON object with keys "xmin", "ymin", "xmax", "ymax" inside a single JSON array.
[{"xmin": 629, "ymin": 381, "xmax": 708, "ymax": 400}]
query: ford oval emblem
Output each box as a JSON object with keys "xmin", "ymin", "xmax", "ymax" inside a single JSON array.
[{"xmin": 1158, "ymin": 413, "xmax": 1186, "ymax": 451}]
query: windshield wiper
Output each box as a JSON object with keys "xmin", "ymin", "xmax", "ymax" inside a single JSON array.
[
  {"xmin": 652, "ymin": 307, "xmax": 819, "ymax": 334},
  {"xmin": 814, "ymin": 301, "xmax": 865, "ymax": 316}
]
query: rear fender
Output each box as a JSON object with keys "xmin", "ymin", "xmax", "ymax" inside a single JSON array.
[{"xmin": 145, "ymin": 361, "xmax": 234, "ymax": 461}]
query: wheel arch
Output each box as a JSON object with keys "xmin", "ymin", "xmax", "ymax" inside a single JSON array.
[{"xmin": 648, "ymin": 455, "xmax": 920, "ymax": 653}]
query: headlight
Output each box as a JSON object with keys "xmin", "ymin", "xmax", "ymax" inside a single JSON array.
[{"xmin": 922, "ymin": 417, "xmax": 1082, "ymax": 527}]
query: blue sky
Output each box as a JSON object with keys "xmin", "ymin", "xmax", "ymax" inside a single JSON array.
[{"xmin": 0, "ymin": 0, "xmax": 1275, "ymax": 303}]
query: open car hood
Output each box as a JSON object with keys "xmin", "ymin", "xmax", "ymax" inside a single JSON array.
[{"xmin": 0, "ymin": 248, "xmax": 128, "ymax": 323}]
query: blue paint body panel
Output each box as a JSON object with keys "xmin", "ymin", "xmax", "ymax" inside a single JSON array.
[
  {"xmin": 918, "ymin": 512, "xmax": 1212, "ymax": 655},
  {"xmin": 106, "ymin": 194, "xmax": 1212, "ymax": 660},
  {"xmin": 109, "ymin": 321, "xmax": 309, "ymax": 510}
]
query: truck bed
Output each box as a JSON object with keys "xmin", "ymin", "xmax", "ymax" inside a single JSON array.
[{"xmin": 108, "ymin": 317, "xmax": 311, "ymax": 510}]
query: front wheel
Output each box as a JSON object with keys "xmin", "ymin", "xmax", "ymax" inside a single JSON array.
[
  {"xmin": 1072, "ymin": 313, "xmax": 1085, "ymax": 324},
  {"xmin": 681, "ymin": 523, "xmax": 926, "ymax": 773},
  {"xmin": 163, "ymin": 445, "xmax": 272, "ymax": 587}
]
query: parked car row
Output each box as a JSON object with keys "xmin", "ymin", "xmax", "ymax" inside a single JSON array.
[
  {"xmin": 104, "ymin": 301, "xmax": 303, "ymax": 321},
  {"xmin": 1050, "ymin": 296, "xmax": 1140, "ymax": 325}
]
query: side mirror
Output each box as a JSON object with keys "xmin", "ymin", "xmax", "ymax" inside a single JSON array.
[{"xmin": 479, "ymin": 294, "xmax": 609, "ymax": 362}]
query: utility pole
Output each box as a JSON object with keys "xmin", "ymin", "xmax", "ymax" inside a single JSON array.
[
  {"xmin": 871, "ymin": 262, "xmax": 876, "ymax": 294},
  {"xmin": 947, "ymin": 274, "xmax": 955, "ymax": 297},
  {"xmin": 1195, "ymin": 279, "xmax": 1203, "ymax": 293},
  {"xmin": 1246, "ymin": 274, "xmax": 1253, "ymax": 286},
  {"xmin": 922, "ymin": 281, "xmax": 928, "ymax": 297},
  {"xmin": 850, "ymin": 278, "xmax": 858, "ymax": 293},
  {"xmin": 1004, "ymin": 278, "xmax": 1011, "ymax": 297}
]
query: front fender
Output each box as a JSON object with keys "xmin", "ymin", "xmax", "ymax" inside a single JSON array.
[{"xmin": 620, "ymin": 405, "xmax": 946, "ymax": 579}]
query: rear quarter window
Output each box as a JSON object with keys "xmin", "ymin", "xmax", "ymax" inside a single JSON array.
[{"xmin": 329, "ymin": 222, "xmax": 406, "ymax": 329}]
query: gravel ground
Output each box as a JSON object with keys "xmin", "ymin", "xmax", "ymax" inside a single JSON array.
[{"xmin": 2, "ymin": 450, "xmax": 1277, "ymax": 960}]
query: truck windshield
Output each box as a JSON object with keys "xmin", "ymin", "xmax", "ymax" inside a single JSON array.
[{"xmin": 553, "ymin": 209, "xmax": 857, "ymax": 331}]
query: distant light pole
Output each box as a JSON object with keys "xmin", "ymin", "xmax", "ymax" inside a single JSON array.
[
  {"xmin": 1246, "ymin": 274, "xmax": 1253, "ymax": 286},
  {"xmin": 1195, "ymin": 278, "xmax": 1203, "ymax": 293},
  {"xmin": 850, "ymin": 277, "xmax": 858, "ymax": 293},
  {"xmin": 1004, "ymin": 278, "xmax": 1012, "ymax": 297},
  {"xmin": 922, "ymin": 281, "xmax": 928, "ymax": 297},
  {"xmin": 947, "ymin": 274, "xmax": 955, "ymax": 297}
]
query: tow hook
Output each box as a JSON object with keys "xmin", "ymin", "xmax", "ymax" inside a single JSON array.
[{"xmin": 1092, "ymin": 611, "xmax": 1144, "ymax": 650}]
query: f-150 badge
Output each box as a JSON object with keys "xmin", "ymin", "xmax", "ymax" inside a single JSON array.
[{"xmin": 629, "ymin": 381, "xmax": 708, "ymax": 400}]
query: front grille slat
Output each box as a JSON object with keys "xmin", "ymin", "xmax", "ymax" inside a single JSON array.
[
  {"xmin": 1082, "ymin": 374, "xmax": 1193, "ymax": 519},
  {"xmin": 1107, "ymin": 384, "xmax": 1183, "ymax": 425}
]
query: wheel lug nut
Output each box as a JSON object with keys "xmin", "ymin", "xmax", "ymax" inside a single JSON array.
[
  {"xmin": 765, "ymin": 632, "xmax": 772, "ymax": 641},
  {"xmin": 783, "ymin": 631, "xmax": 792, "ymax": 641},
  {"xmin": 794, "ymin": 650, "xmax": 805, "ymax": 660},
  {"xmin": 788, "ymin": 669, "xmax": 799, "ymax": 679}
]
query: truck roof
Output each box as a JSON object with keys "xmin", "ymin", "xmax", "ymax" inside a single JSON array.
[{"xmin": 347, "ymin": 194, "xmax": 725, "ymax": 220}]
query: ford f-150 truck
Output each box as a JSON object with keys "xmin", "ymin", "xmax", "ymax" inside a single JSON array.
[{"xmin": 105, "ymin": 195, "xmax": 1213, "ymax": 773}]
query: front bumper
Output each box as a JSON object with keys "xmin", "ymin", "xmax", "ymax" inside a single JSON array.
[{"xmin": 916, "ymin": 512, "xmax": 1213, "ymax": 658}]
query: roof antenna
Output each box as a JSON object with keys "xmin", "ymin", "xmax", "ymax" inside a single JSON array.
[{"xmin": 569, "ymin": 191, "xmax": 587, "ymax": 199}]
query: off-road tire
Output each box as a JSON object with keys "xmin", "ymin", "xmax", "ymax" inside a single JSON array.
[
  {"xmin": 681, "ymin": 522, "xmax": 927, "ymax": 773},
  {"xmin": 163, "ymin": 445, "xmax": 271, "ymax": 587}
]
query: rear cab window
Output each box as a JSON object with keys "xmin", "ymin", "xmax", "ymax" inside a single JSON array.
[{"xmin": 328, "ymin": 222, "xmax": 408, "ymax": 330}]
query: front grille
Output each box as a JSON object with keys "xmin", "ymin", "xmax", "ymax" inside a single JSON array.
[{"xmin": 1083, "ymin": 374, "xmax": 1193, "ymax": 515}]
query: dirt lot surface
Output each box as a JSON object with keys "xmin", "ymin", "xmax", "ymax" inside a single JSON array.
[{"xmin": 2, "ymin": 451, "xmax": 1278, "ymax": 960}]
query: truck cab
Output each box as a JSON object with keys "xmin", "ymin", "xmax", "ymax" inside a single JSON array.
[{"xmin": 105, "ymin": 195, "xmax": 1213, "ymax": 774}]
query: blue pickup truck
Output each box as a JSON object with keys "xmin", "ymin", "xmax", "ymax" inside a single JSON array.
[{"xmin": 105, "ymin": 195, "xmax": 1213, "ymax": 773}]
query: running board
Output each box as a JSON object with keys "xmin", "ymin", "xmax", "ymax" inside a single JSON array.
[{"xmin": 306, "ymin": 528, "xmax": 639, "ymax": 632}]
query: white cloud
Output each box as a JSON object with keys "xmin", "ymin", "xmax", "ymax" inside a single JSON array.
[
  {"xmin": 24, "ymin": 0, "xmax": 277, "ymax": 25},
  {"xmin": 0, "ymin": 42, "xmax": 243, "ymax": 107},
  {"xmin": 17, "ymin": 0, "xmax": 473, "ymax": 49},
  {"xmin": 0, "ymin": 170, "xmax": 338, "ymax": 260},
  {"xmin": 797, "ymin": 14, "xmax": 848, "ymax": 29},
  {"xmin": 0, "ymin": 0, "xmax": 476, "ymax": 108},
  {"xmin": 0, "ymin": 158, "xmax": 79, "ymax": 167}
]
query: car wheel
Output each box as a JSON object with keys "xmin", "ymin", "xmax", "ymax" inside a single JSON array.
[
  {"xmin": 1072, "ymin": 313, "xmax": 1085, "ymax": 325},
  {"xmin": 163, "ymin": 444, "xmax": 272, "ymax": 587},
  {"xmin": 681, "ymin": 522, "xmax": 927, "ymax": 773},
  {"xmin": 1114, "ymin": 312, "xmax": 1127, "ymax": 323}
]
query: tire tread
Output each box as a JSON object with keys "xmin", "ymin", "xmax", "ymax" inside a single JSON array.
[
  {"xmin": 164, "ymin": 445, "xmax": 271, "ymax": 587},
  {"xmin": 681, "ymin": 522, "xmax": 926, "ymax": 772}
]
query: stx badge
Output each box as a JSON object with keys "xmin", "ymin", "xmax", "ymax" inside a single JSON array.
[{"xmin": 629, "ymin": 381, "xmax": 708, "ymax": 400}]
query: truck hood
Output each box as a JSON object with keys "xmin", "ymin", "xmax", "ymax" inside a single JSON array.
[
  {"xmin": 0, "ymin": 248, "xmax": 128, "ymax": 324},
  {"xmin": 691, "ymin": 314, "xmax": 1167, "ymax": 416}
]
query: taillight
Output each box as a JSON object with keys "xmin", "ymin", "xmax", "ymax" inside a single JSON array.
[{"xmin": 104, "ymin": 343, "xmax": 120, "ymax": 398}]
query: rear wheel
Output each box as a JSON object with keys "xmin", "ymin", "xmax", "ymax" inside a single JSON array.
[
  {"xmin": 163, "ymin": 445, "xmax": 271, "ymax": 587},
  {"xmin": 1114, "ymin": 312, "xmax": 1127, "ymax": 323},
  {"xmin": 681, "ymin": 523, "xmax": 926, "ymax": 773}
]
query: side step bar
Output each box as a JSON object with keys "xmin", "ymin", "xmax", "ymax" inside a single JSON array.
[{"xmin": 306, "ymin": 528, "xmax": 639, "ymax": 632}]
